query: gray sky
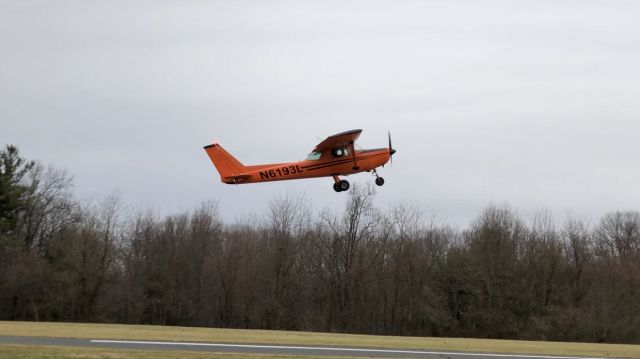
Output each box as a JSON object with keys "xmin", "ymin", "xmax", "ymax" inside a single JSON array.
[{"xmin": 2, "ymin": 0, "xmax": 639, "ymax": 226}]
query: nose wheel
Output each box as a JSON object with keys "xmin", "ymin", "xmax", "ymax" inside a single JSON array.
[
  {"xmin": 372, "ymin": 169, "xmax": 385, "ymax": 186},
  {"xmin": 332, "ymin": 176, "xmax": 350, "ymax": 192}
]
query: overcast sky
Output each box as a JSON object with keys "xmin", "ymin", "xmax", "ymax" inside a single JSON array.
[{"xmin": 2, "ymin": 0, "xmax": 639, "ymax": 226}]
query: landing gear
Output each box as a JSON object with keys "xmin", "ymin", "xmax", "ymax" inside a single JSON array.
[
  {"xmin": 372, "ymin": 169, "xmax": 385, "ymax": 186},
  {"xmin": 332, "ymin": 176, "xmax": 350, "ymax": 192},
  {"xmin": 337, "ymin": 180, "xmax": 350, "ymax": 192}
]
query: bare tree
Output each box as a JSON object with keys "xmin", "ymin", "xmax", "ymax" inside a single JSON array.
[
  {"xmin": 17, "ymin": 164, "xmax": 77, "ymax": 251},
  {"xmin": 596, "ymin": 211, "xmax": 640, "ymax": 261},
  {"xmin": 563, "ymin": 218, "xmax": 592, "ymax": 307},
  {"xmin": 262, "ymin": 193, "xmax": 310, "ymax": 329}
]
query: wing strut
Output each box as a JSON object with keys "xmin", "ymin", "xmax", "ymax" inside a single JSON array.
[{"xmin": 350, "ymin": 141, "xmax": 359, "ymax": 170}]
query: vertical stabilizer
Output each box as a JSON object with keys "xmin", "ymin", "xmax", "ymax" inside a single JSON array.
[{"xmin": 203, "ymin": 143, "xmax": 246, "ymax": 180}]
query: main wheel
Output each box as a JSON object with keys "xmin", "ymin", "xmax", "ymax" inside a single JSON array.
[
  {"xmin": 375, "ymin": 177, "xmax": 385, "ymax": 186},
  {"xmin": 338, "ymin": 180, "xmax": 350, "ymax": 192},
  {"xmin": 333, "ymin": 182, "xmax": 342, "ymax": 192}
]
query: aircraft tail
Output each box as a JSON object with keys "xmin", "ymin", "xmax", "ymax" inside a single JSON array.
[{"xmin": 203, "ymin": 143, "xmax": 247, "ymax": 180}]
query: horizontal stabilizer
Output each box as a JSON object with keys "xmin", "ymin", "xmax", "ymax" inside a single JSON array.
[{"xmin": 223, "ymin": 174, "xmax": 251, "ymax": 183}]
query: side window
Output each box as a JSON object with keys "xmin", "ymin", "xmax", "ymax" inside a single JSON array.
[{"xmin": 332, "ymin": 147, "xmax": 348, "ymax": 157}]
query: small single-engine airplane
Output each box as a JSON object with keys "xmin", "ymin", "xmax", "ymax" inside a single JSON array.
[{"xmin": 204, "ymin": 129, "xmax": 396, "ymax": 192}]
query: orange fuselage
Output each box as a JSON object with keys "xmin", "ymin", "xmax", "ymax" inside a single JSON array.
[
  {"xmin": 204, "ymin": 143, "xmax": 391, "ymax": 185},
  {"xmin": 221, "ymin": 148, "xmax": 390, "ymax": 184}
]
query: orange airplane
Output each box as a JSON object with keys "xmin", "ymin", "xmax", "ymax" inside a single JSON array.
[{"xmin": 204, "ymin": 129, "xmax": 396, "ymax": 192}]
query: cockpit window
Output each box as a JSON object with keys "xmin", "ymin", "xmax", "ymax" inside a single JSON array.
[{"xmin": 306, "ymin": 152, "xmax": 321, "ymax": 160}]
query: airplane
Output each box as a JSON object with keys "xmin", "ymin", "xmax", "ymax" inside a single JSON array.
[{"xmin": 203, "ymin": 129, "xmax": 396, "ymax": 192}]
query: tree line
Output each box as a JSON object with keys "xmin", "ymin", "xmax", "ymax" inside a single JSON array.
[{"xmin": 1, "ymin": 144, "xmax": 639, "ymax": 343}]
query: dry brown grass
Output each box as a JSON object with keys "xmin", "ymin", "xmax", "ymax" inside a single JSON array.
[{"xmin": 0, "ymin": 344, "xmax": 358, "ymax": 359}]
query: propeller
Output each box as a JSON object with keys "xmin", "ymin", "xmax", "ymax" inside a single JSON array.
[{"xmin": 388, "ymin": 131, "xmax": 396, "ymax": 164}]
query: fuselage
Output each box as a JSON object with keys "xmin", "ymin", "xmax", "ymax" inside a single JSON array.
[{"xmin": 221, "ymin": 148, "xmax": 390, "ymax": 184}]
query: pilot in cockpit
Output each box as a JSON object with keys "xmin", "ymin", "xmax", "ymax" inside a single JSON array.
[{"xmin": 332, "ymin": 147, "xmax": 349, "ymax": 157}]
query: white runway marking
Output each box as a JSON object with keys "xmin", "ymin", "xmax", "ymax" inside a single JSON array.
[{"xmin": 90, "ymin": 339, "xmax": 606, "ymax": 359}]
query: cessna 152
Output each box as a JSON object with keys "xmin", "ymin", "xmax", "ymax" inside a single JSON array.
[{"xmin": 203, "ymin": 129, "xmax": 395, "ymax": 192}]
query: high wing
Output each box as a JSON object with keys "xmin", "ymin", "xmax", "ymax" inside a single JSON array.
[{"xmin": 312, "ymin": 129, "xmax": 362, "ymax": 152}]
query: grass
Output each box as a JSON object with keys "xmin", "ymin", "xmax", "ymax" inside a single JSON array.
[
  {"xmin": 0, "ymin": 321, "xmax": 639, "ymax": 358},
  {"xmin": 0, "ymin": 344, "xmax": 360, "ymax": 359}
]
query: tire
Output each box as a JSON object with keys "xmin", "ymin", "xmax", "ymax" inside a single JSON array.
[
  {"xmin": 375, "ymin": 177, "xmax": 385, "ymax": 186},
  {"xmin": 333, "ymin": 182, "xmax": 342, "ymax": 192},
  {"xmin": 338, "ymin": 180, "xmax": 350, "ymax": 191}
]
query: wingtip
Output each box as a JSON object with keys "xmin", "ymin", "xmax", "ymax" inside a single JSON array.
[{"xmin": 203, "ymin": 143, "xmax": 219, "ymax": 149}]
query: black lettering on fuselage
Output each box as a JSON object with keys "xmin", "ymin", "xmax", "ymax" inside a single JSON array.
[{"xmin": 259, "ymin": 165, "xmax": 304, "ymax": 180}]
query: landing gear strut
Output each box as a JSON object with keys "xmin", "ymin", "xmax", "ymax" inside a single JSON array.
[
  {"xmin": 372, "ymin": 169, "xmax": 385, "ymax": 186},
  {"xmin": 332, "ymin": 176, "xmax": 350, "ymax": 192}
]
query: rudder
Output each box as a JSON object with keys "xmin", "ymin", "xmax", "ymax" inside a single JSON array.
[{"xmin": 203, "ymin": 143, "xmax": 246, "ymax": 179}]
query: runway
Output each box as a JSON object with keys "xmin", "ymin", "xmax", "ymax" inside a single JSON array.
[{"xmin": 0, "ymin": 335, "xmax": 607, "ymax": 359}]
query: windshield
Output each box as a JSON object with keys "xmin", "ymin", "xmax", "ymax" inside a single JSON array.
[{"xmin": 306, "ymin": 152, "xmax": 321, "ymax": 160}]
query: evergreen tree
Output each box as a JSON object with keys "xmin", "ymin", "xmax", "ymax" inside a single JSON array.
[{"xmin": 0, "ymin": 145, "xmax": 34, "ymax": 237}]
